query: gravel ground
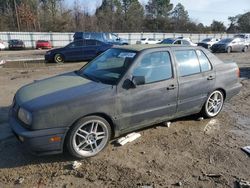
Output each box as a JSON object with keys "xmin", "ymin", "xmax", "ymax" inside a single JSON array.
[{"xmin": 0, "ymin": 51, "xmax": 249, "ymax": 188}]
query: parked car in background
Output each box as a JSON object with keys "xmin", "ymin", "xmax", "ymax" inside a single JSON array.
[
  {"xmin": 10, "ymin": 44, "xmax": 241, "ymax": 158},
  {"xmin": 234, "ymin": 33, "xmax": 250, "ymax": 47},
  {"xmin": 159, "ymin": 38, "xmax": 197, "ymax": 46},
  {"xmin": 36, "ymin": 40, "xmax": 52, "ymax": 49},
  {"xmin": 197, "ymin": 38, "xmax": 220, "ymax": 49},
  {"xmin": 73, "ymin": 32, "xmax": 129, "ymax": 45},
  {"xmin": 137, "ymin": 38, "xmax": 162, "ymax": 44},
  {"xmin": 45, "ymin": 39, "xmax": 112, "ymax": 63},
  {"xmin": 0, "ymin": 40, "xmax": 5, "ymax": 50},
  {"xmin": 8, "ymin": 39, "xmax": 25, "ymax": 50},
  {"xmin": 211, "ymin": 38, "xmax": 248, "ymax": 53}
]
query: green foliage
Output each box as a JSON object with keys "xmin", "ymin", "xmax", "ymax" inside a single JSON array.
[
  {"xmin": 0, "ymin": 1, "xmax": 248, "ymax": 33},
  {"xmin": 237, "ymin": 12, "xmax": 250, "ymax": 33},
  {"xmin": 210, "ymin": 20, "xmax": 226, "ymax": 33}
]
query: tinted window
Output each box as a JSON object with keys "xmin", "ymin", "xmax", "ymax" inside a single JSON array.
[
  {"xmin": 86, "ymin": 40, "xmax": 97, "ymax": 46},
  {"xmin": 196, "ymin": 50, "xmax": 211, "ymax": 72},
  {"xmin": 133, "ymin": 51, "xmax": 172, "ymax": 84},
  {"xmin": 68, "ymin": 40, "xmax": 84, "ymax": 48},
  {"xmin": 174, "ymin": 50, "xmax": 201, "ymax": 77}
]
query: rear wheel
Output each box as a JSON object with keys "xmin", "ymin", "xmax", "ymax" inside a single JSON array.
[
  {"xmin": 67, "ymin": 116, "xmax": 111, "ymax": 158},
  {"xmin": 54, "ymin": 53, "xmax": 64, "ymax": 63},
  {"xmin": 227, "ymin": 47, "xmax": 232, "ymax": 53},
  {"xmin": 201, "ymin": 90, "xmax": 224, "ymax": 118}
]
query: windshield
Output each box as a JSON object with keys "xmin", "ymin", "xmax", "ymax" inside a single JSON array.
[
  {"xmin": 219, "ymin": 38, "xmax": 233, "ymax": 43},
  {"xmin": 161, "ymin": 38, "xmax": 174, "ymax": 44},
  {"xmin": 201, "ymin": 38, "xmax": 211, "ymax": 42},
  {"xmin": 78, "ymin": 48, "xmax": 137, "ymax": 85}
]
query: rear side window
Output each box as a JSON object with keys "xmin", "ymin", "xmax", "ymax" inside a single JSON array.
[
  {"xmin": 132, "ymin": 51, "xmax": 172, "ymax": 84},
  {"xmin": 182, "ymin": 40, "xmax": 190, "ymax": 45},
  {"xmin": 196, "ymin": 50, "xmax": 212, "ymax": 72},
  {"xmin": 174, "ymin": 50, "xmax": 201, "ymax": 77}
]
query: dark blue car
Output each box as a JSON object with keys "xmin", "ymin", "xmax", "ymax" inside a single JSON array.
[{"xmin": 45, "ymin": 39, "xmax": 112, "ymax": 63}]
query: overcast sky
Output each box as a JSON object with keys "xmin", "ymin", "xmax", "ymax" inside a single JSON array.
[{"xmin": 66, "ymin": 0, "xmax": 250, "ymax": 26}]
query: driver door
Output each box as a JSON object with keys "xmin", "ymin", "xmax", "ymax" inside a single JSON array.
[{"xmin": 116, "ymin": 50, "xmax": 178, "ymax": 133}]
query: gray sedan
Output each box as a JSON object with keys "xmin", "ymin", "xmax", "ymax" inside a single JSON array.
[
  {"xmin": 211, "ymin": 37, "xmax": 248, "ymax": 53},
  {"xmin": 9, "ymin": 45, "xmax": 241, "ymax": 158}
]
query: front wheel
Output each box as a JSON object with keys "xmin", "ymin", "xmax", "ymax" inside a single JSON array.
[
  {"xmin": 201, "ymin": 90, "xmax": 224, "ymax": 118},
  {"xmin": 227, "ymin": 47, "xmax": 232, "ymax": 53},
  {"xmin": 54, "ymin": 53, "xmax": 64, "ymax": 63},
  {"xmin": 66, "ymin": 116, "xmax": 111, "ymax": 158}
]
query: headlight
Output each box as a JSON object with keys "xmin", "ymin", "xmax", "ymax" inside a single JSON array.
[
  {"xmin": 18, "ymin": 108, "xmax": 32, "ymax": 125},
  {"xmin": 46, "ymin": 51, "xmax": 51, "ymax": 55}
]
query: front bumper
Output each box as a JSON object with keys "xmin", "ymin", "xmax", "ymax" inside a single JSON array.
[{"xmin": 9, "ymin": 114, "xmax": 68, "ymax": 156}]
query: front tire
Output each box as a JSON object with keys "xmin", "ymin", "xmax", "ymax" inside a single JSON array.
[
  {"xmin": 67, "ymin": 116, "xmax": 111, "ymax": 158},
  {"xmin": 54, "ymin": 53, "xmax": 64, "ymax": 63},
  {"xmin": 201, "ymin": 90, "xmax": 224, "ymax": 118},
  {"xmin": 227, "ymin": 47, "xmax": 232, "ymax": 53}
]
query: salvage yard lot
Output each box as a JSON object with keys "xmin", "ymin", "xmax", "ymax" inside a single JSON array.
[{"xmin": 0, "ymin": 51, "xmax": 249, "ymax": 187}]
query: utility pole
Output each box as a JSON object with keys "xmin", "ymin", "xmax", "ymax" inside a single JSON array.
[{"xmin": 14, "ymin": 0, "xmax": 20, "ymax": 31}]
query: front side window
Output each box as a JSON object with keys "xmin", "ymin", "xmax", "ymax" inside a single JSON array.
[
  {"xmin": 196, "ymin": 50, "xmax": 212, "ymax": 72},
  {"xmin": 132, "ymin": 51, "xmax": 172, "ymax": 84},
  {"xmin": 79, "ymin": 48, "xmax": 137, "ymax": 85},
  {"xmin": 174, "ymin": 50, "xmax": 201, "ymax": 77}
]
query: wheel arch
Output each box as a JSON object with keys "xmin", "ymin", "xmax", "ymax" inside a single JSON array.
[
  {"xmin": 62, "ymin": 112, "xmax": 117, "ymax": 153},
  {"xmin": 214, "ymin": 88, "xmax": 226, "ymax": 100}
]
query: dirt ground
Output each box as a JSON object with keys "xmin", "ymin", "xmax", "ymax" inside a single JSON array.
[{"xmin": 0, "ymin": 51, "xmax": 249, "ymax": 188}]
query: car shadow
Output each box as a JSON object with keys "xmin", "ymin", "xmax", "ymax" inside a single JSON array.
[{"xmin": 111, "ymin": 113, "xmax": 201, "ymax": 147}]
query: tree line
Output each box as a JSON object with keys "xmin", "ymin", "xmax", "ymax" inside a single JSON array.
[{"xmin": 0, "ymin": 0, "xmax": 249, "ymax": 33}]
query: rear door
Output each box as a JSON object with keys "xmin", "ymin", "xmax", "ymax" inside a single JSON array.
[
  {"xmin": 173, "ymin": 48, "xmax": 215, "ymax": 116},
  {"xmin": 117, "ymin": 49, "xmax": 178, "ymax": 132}
]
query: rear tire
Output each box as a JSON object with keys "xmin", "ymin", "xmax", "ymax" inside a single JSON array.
[
  {"xmin": 54, "ymin": 53, "xmax": 64, "ymax": 63},
  {"xmin": 66, "ymin": 116, "xmax": 111, "ymax": 159},
  {"xmin": 201, "ymin": 90, "xmax": 224, "ymax": 118},
  {"xmin": 243, "ymin": 46, "xmax": 248, "ymax": 52}
]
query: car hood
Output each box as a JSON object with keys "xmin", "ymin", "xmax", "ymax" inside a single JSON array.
[{"xmin": 15, "ymin": 71, "xmax": 110, "ymax": 110}]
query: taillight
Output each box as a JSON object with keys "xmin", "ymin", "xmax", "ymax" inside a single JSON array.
[{"xmin": 236, "ymin": 67, "xmax": 240, "ymax": 78}]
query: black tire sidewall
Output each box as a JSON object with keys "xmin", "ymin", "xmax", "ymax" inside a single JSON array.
[
  {"xmin": 54, "ymin": 53, "xmax": 64, "ymax": 63},
  {"xmin": 66, "ymin": 116, "xmax": 111, "ymax": 159}
]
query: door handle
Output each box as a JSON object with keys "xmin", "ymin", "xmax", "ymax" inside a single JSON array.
[
  {"xmin": 207, "ymin": 75, "xmax": 215, "ymax": 80},
  {"xmin": 167, "ymin": 84, "xmax": 176, "ymax": 90}
]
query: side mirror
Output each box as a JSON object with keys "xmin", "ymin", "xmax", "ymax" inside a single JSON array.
[
  {"xmin": 122, "ymin": 76, "xmax": 145, "ymax": 89},
  {"xmin": 116, "ymin": 37, "xmax": 120, "ymax": 41},
  {"xmin": 132, "ymin": 76, "xmax": 145, "ymax": 85}
]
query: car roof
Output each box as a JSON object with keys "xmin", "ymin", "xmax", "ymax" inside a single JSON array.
[{"xmin": 114, "ymin": 44, "xmax": 197, "ymax": 51}]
